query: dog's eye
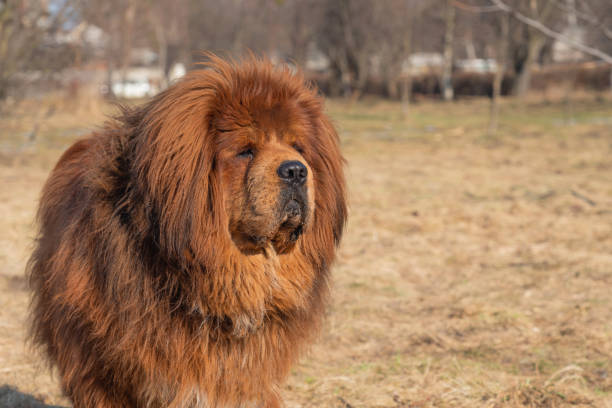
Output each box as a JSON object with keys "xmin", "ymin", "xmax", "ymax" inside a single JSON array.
[
  {"xmin": 237, "ymin": 148, "xmax": 254, "ymax": 159},
  {"xmin": 292, "ymin": 144, "xmax": 304, "ymax": 154}
]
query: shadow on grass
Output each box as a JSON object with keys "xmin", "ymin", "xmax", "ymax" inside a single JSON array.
[{"xmin": 0, "ymin": 385, "xmax": 65, "ymax": 408}]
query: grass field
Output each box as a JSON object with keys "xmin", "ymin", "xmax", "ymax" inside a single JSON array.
[{"xmin": 0, "ymin": 94, "xmax": 611, "ymax": 407}]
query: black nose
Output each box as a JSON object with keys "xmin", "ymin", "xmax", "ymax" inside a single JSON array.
[{"xmin": 277, "ymin": 160, "xmax": 307, "ymax": 185}]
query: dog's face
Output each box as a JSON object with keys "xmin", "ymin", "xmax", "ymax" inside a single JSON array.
[
  {"xmin": 130, "ymin": 60, "xmax": 345, "ymax": 266},
  {"xmin": 216, "ymin": 117, "xmax": 315, "ymax": 255}
]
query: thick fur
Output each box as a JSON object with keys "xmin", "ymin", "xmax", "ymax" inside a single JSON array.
[{"xmin": 28, "ymin": 56, "xmax": 346, "ymax": 408}]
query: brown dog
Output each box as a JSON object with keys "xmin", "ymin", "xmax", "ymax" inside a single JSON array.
[{"xmin": 28, "ymin": 56, "xmax": 346, "ymax": 407}]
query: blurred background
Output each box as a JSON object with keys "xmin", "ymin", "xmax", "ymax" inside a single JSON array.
[
  {"xmin": 1, "ymin": 0, "xmax": 612, "ymax": 104},
  {"xmin": 1, "ymin": 0, "xmax": 612, "ymax": 407}
]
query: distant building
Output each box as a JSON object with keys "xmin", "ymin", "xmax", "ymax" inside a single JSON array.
[
  {"xmin": 108, "ymin": 67, "xmax": 163, "ymax": 98},
  {"xmin": 404, "ymin": 53, "xmax": 444, "ymax": 75},
  {"xmin": 305, "ymin": 47, "xmax": 330, "ymax": 73},
  {"xmin": 456, "ymin": 58, "xmax": 498, "ymax": 73}
]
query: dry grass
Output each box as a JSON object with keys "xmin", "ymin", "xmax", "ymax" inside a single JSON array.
[{"xmin": 1, "ymin": 93, "xmax": 611, "ymax": 407}]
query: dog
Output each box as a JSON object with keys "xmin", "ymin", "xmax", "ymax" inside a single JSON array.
[{"xmin": 28, "ymin": 55, "xmax": 346, "ymax": 407}]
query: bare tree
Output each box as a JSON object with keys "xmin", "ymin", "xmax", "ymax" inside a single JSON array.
[
  {"xmin": 401, "ymin": 5, "xmax": 415, "ymax": 112},
  {"xmin": 488, "ymin": 11, "xmax": 509, "ymax": 134},
  {"xmin": 0, "ymin": 0, "xmax": 75, "ymax": 101},
  {"xmin": 577, "ymin": 0, "xmax": 612, "ymax": 45},
  {"xmin": 511, "ymin": 0, "xmax": 556, "ymax": 97},
  {"xmin": 119, "ymin": 2, "xmax": 137, "ymax": 84},
  {"xmin": 148, "ymin": 0, "xmax": 190, "ymax": 86},
  {"xmin": 452, "ymin": 0, "xmax": 612, "ymax": 99},
  {"xmin": 491, "ymin": 0, "xmax": 612, "ymax": 64},
  {"xmin": 282, "ymin": 0, "xmax": 317, "ymax": 68},
  {"xmin": 374, "ymin": 1, "xmax": 410, "ymax": 100},
  {"xmin": 491, "ymin": 0, "xmax": 612, "ymax": 95},
  {"xmin": 315, "ymin": 0, "xmax": 381, "ymax": 98},
  {"xmin": 79, "ymin": 0, "xmax": 132, "ymax": 97},
  {"xmin": 441, "ymin": 0, "xmax": 456, "ymax": 101},
  {"xmin": 4, "ymin": 0, "xmax": 611, "ymax": 104}
]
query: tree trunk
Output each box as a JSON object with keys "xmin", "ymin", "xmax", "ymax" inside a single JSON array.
[
  {"xmin": 119, "ymin": 3, "xmax": 136, "ymax": 85},
  {"xmin": 105, "ymin": 58, "xmax": 115, "ymax": 99},
  {"xmin": 464, "ymin": 27, "xmax": 477, "ymax": 60},
  {"xmin": 513, "ymin": 33, "xmax": 544, "ymax": 98},
  {"xmin": 289, "ymin": 4, "xmax": 309, "ymax": 69},
  {"xmin": 151, "ymin": 12, "xmax": 168, "ymax": 88},
  {"xmin": 401, "ymin": 10, "xmax": 414, "ymax": 114},
  {"xmin": 512, "ymin": 0, "xmax": 553, "ymax": 98},
  {"xmin": 352, "ymin": 53, "xmax": 369, "ymax": 100},
  {"xmin": 441, "ymin": 0, "xmax": 455, "ymax": 101},
  {"xmin": 489, "ymin": 12, "xmax": 510, "ymax": 135},
  {"xmin": 385, "ymin": 69, "xmax": 399, "ymax": 99},
  {"xmin": 401, "ymin": 73, "xmax": 413, "ymax": 109}
]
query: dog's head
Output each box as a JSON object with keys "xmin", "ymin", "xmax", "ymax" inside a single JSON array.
[{"xmin": 130, "ymin": 56, "xmax": 346, "ymax": 267}]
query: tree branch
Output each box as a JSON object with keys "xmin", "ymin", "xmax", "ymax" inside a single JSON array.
[
  {"xmin": 557, "ymin": 0, "xmax": 612, "ymax": 41},
  {"xmin": 490, "ymin": 0, "xmax": 612, "ymax": 64}
]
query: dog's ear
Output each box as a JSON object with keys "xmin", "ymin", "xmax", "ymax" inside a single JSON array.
[
  {"xmin": 303, "ymin": 112, "xmax": 347, "ymax": 267},
  {"xmin": 130, "ymin": 71, "xmax": 226, "ymax": 266}
]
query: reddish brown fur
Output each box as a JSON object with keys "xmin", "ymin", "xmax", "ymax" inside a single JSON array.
[{"xmin": 28, "ymin": 56, "xmax": 346, "ymax": 407}]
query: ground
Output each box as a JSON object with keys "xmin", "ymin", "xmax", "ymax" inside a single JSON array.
[{"xmin": 0, "ymin": 94, "xmax": 611, "ymax": 407}]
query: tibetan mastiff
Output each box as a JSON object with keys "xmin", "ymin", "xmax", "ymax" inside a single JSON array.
[{"xmin": 28, "ymin": 56, "xmax": 346, "ymax": 407}]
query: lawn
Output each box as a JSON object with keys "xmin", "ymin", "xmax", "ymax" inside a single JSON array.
[{"xmin": 1, "ymin": 94, "xmax": 611, "ymax": 407}]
